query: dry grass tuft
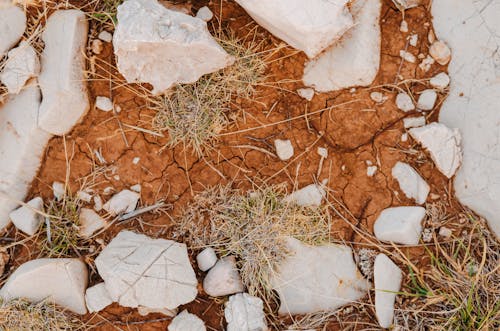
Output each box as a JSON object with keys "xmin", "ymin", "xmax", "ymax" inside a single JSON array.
[{"xmin": 0, "ymin": 298, "xmax": 86, "ymax": 330}]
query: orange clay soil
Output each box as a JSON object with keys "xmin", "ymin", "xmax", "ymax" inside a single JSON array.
[{"xmin": 0, "ymin": 0, "xmax": 470, "ymax": 330}]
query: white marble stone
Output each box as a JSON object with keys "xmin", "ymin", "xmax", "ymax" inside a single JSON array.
[
  {"xmin": 9, "ymin": 197, "xmax": 43, "ymax": 235},
  {"xmin": 0, "ymin": 4, "xmax": 26, "ymax": 56},
  {"xmin": 195, "ymin": 6, "xmax": 213, "ymax": 22},
  {"xmin": 95, "ymin": 96, "xmax": 113, "ymax": 112},
  {"xmin": 374, "ymin": 254, "xmax": 402, "ymax": 329},
  {"xmin": 396, "ymin": 92, "xmax": 415, "ymax": 112},
  {"xmin": 196, "ymin": 247, "xmax": 217, "ymax": 272},
  {"xmin": 168, "ymin": 310, "xmax": 206, "ymax": 331},
  {"xmin": 373, "ymin": 206, "xmax": 425, "ymax": 245},
  {"xmin": 417, "ymin": 89, "xmax": 437, "ymax": 110},
  {"xmin": 79, "ymin": 208, "xmax": 106, "ymax": 238},
  {"xmin": 203, "ymin": 256, "xmax": 244, "ymax": 297},
  {"xmin": 85, "ymin": 283, "xmax": 113, "ymax": 313},
  {"xmin": 224, "ymin": 293, "xmax": 267, "ymax": 331},
  {"xmin": 284, "ymin": 183, "xmax": 325, "ymax": 207},
  {"xmin": 103, "ymin": 189, "xmax": 140, "ymax": 216},
  {"xmin": 274, "ymin": 139, "xmax": 294, "ymax": 161},
  {"xmin": 0, "ymin": 41, "xmax": 40, "ymax": 94},
  {"xmin": 392, "ymin": 162, "xmax": 430, "ymax": 204}
]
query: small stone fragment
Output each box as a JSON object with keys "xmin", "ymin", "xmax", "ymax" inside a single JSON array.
[
  {"xmin": 367, "ymin": 165, "xmax": 378, "ymax": 177},
  {"xmin": 417, "ymin": 89, "xmax": 437, "ymax": 110},
  {"xmin": 79, "ymin": 208, "xmax": 106, "ymax": 238},
  {"xmin": 297, "ymin": 88, "xmax": 315, "ymax": 101},
  {"xmin": 9, "ymin": 197, "xmax": 43, "ymax": 235},
  {"xmin": 195, "ymin": 6, "xmax": 213, "ymax": 22},
  {"xmin": 429, "ymin": 40, "xmax": 451, "ymax": 65},
  {"xmin": 224, "ymin": 293, "xmax": 268, "ymax": 331},
  {"xmin": 130, "ymin": 184, "xmax": 141, "ymax": 193},
  {"xmin": 374, "ymin": 254, "xmax": 402, "ymax": 329},
  {"xmin": 98, "ymin": 30, "xmax": 113, "ymax": 42},
  {"xmin": 409, "ymin": 34, "xmax": 418, "ymax": 47},
  {"xmin": 168, "ymin": 310, "xmax": 206, "ymax": 331},
  {"xmin": 438, "ymin": 226, "xmax": 452, "ymax": 238},
  {"xmin": 274, "ymin": 139, "xmax": 294, "ymax": 161},
  {"xmin": 393, "ymin": 0, "xmax": 421, "ymax": 9},
  {"xmin": 95, "ymin": 96, "xmax": 113, "ymax": 112},
  {"xmin": 103, "ymin": 189, "xmax": 140, "ymax": 215},
  {"xmin": 196, "ymin": 247, "xmax": 217, "ymax": 272},
  {"xmin": 396, "ymin": 92, "xmax": 415, "ymax": 112},
  {"xmin": 403, "ymin": 116, "xmax": 426, "ymax": 129},
  {"xmin": 77, "ymin": 190, "xmax": 92, "ymax": 202},
  {"xmin": 52, "ymin": 182, "xmax": 65, "ymax": 200},
  {"xmin": 138, "ymin": 306, "xmax": 177, "ymax": 316},
  {"xmin": 400, "ymin": 50, "xmax": 416, "ymax": 63},
  {"xmin": 0, "ymin": 41, "xmax": 40, "ymax": 94},
  {"xmin": 85, "ymin": 283, "xmax": 113, "ymax": 313},
  {"xmin": 284, "ymin": 183, "xmax": 325, "ymax": 207},
  {"xmin": 419, "ymin": 54, "xmax": 435, "ymax": 72},
  {"xmin": 0, "ymin": 4, "xmax": 26, "ymax": 56},
  {"xmin": 429, "ymin": 72, "xmax": 450, "ymax": 89},
  {"xmin": 392, "ymin": 162, "xmax": 430, "ymax": 204},
  {"xmin": 370, "ymin": 91, "xmax": 388, "ymax": 104},
  {"xmin": 399, "ymin": 20, "xmax": 408, "ymax": 33},
  {"xmin": 93, "ymin": 195, "xmax": 103, "ymax": 211},
  {"xmin": 373, "ymin": 206, "xmax": 426, "ymax": 245},
  {"xmin": 203, "ymin": 256, "xmax": 244, "ymax": 297}
]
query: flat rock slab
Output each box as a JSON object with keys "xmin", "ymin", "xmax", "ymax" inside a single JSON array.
[
  {"xmin": 0, "ymin": 4, "xmax": 26, "ymax": 56},
  {"xmin": 392, "ymin": 162, "xmax": 429, "ymax": 204},
  {"xmin": 270, "ymin": 237, "xmax": 369, "ymax": 315},
  {"xmin": 224, "ymin": 293, "xmax": 268, "ymax": 331},
  {"xmin": 168, "ymin": 310, "xmax": 206, "ymax": 331},
  {"xmin": 113, "ymin": 0, "xmax": 234, "ymax": 95},
  {"xmin": 0, "ymin": 258, "xmax": 88, "ymax": 314},
  {"xmin": 235, "ymin": 0, "xmax": 353, "ymax": 59},
  {"xmin": 38, "ymin": 9, "xmax": 89, "ymax": 136},
  {"xmin": 373, "ymin": 206, "xmax": 425, "ymax": 245},
  {"xmin": 432, "ymin": 0, "xmax": 500, "ymax": 237},
  {"xmin": 0, "ymin": 41, "xmax": 40, "ymax": 94},
  {"xmin": 374, "ymin": 254, "xmax": 402, "ymax": 329},
  {"xmin": 95, "ymin": 230, "xmax": 197, "ymax": 310},
  {"xmin": 303, "ymin": 0, "xmax": 381, "ymax": 92}
]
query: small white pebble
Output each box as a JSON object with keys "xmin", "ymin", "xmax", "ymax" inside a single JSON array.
[
  {"xmin": 196, "ymin": 6, "xmax": 213, "ymax": 22},
  {"xmin": 419, "ymin": 55, "xmax": 435, "ymax": 72},
  {"xmin": 417, "ymin": 89, "xmax": 437, "ymax": 111},
  {"xmin": 409, "ymin": 34, "xmax": 418, "ymax": 47},
  {"xmin": 77, "ymin": 191, "xmax": 92, "ymax": 203},
  {"xmin": 113, "ymin": 175, "xmax": 120, "ymax": 181},
  {"xmin": 349, "ymin": 87, "xmax": 356, "ymax": 93},
  {"xmin": 132, "ymin": 157, "xmax": 140, "ymax": 165},
  {"xmin": 274, "ymin": 139, "xmax": 294, "ymax": 161},
  {"xmin": 366, "ymin": 160, "xmax": 373, "ymax": 166},
  {"xmin": 396, "ymin": 92, "xmax": 415, "ymax": 112},
  {"xmin": 370, "ymin": 91, "xmax": 387, "ymax": 103},
  {"xmin": 297, "ymin": 87, "xmax": 315, "ymax": 101},
  {"xmin": 429, "ymin": 40, "xmax": 451, "ymax": 65},
  {"xmin": 98, "ymin": 30, "xmax": 113, "ymax": 42},
  {"xmin": 400, "ymin": 20, "xmax": 408, "ymax": 33},
  {"xmin": 95, "ymin": 96, "xmax": 113, "ymax": 112},
  {"xmin": 367, "ymin": 166, "xmax": 378, "ymax": 177},
  {"xmin": 130, "ymin": 184, "xmax": 141, "ymax": 193},
  {"xmin": 401, "ymin": 133, "xmax": 408, "ymax": 142},
  {"xmin": 317, "ymin": 147, "xmax": 328, "ymax": 158},
  {"xmin": 429, "ymin": 72, "xmax": 450, "ymax": 89},
  {"xmin": 403, "ymin": 116, "xmax": 426, "ymax": 129},
  {"xmin": 91, "ymin": 39, "xmax": 103, "ymax": 54},
  {"xmin": 438, "ymin": 226, "xmax": 452, "ymax": 238},
  {"xmin": 103, "ymin": 187, "xmax": 114, "ymax": 195},
  {"xmin": 400, "ymin": 50, "xmax": 416, "ymax": 63},
  {"xmin": 52, "ymin": 182, "xmax": 65, "ymax": 200},
  {"xmin": 428, "ymin": 30, "xmax": 436, "ymax": 44},
  {"xmin": 94, "ymin": 195, "xmax": 103, "ymax": 211}
]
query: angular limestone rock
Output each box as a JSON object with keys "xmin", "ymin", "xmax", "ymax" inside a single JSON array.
[
  {"xmin": 0, "ymin": 41, "xmax": 40, "ymax": 94},
  {"xmin": 79, "ymin": 208, "xmax": 106, "ymax": 238},
  {"xmin": 417, "ymin": 89, "xmax": 437, "ymax": 110},
  {"xmin": 38, "ymin": 10, "xmax": 89, "ymax": 136},
  {"xmin": 168, "ymin": 310, "xmax": 206, "ymax": 331},
  {"xmin": 373, "ymin": 206, "xmax": 425, "ymax": 245},
  {"xmin": 9, "ymin": 197, "xmax": 44, "ymax": 235},
  {"xmin": 432, "ymin": 0, "xmax": 500, "ymax": 237},
  {"xmin": 396, "ymin": 92, "xmax": 415, "ymax": 112},
  {"xmin": 196, "ymin": 247, "xmax": 217, "ymax": 272},
  {"xmin": 392, "ymin": 162, "xmax": 430, "ymax": 204},
  {"xmin": 103, "ymin": 189, "xmax": 140, "ymax": 216},
  {"xmin": 235, "ymin": 0, "xmax": 353, "ymax": 59},
  {"xmin": 0, "ymin": 258, "xmax": 88, "ymax": 314},
  {"xmin": 113, "ymin": 0, "xmax": 233, "ymax": 95},
  {"xmin": 303, "ymin": 0, "xmax": 381, "ymax": 92},
  {"xmin": 224, "ymin": 293, "xmax": 268, "ymax": 331},
  {"xmin": 203, "ymin": 256, "xmax": 244, "ymax": 297},
  {"xmin": 0, "ymin": 84, "xmax": 52, "ymax": 231},
  {"xmin": 271, "ymin": 237, "xmax": 370, "ymax": 315},
  {"xmin": 374, "ymin": 254, "xmax": 402, "ymax": 329},
  {"xmin": 429, "ymin": 72, "xmax": 450, "ymax": 89},
  {"xmin": 284, "ymin": 183, "xmax": 325, "ymax": 207},
  {"xmin": 0, "ymin": 4, "xmax": 26, "ymax": 56},
  {"xmin": 409, "ymin": 123, "xmax": 462, "ymax": 178},
  {"xmin": 95, "ymin": 231, "xmax": 197, "ymax": 310},
  {"xmin": 274, "ymin": 139, "xmax": 294, "ymax": 161},
  {"xmin": 85, "ymin": 283, "xmax": 113, "ymax": 313}
]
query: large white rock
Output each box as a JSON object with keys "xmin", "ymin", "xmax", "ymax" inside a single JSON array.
[
  {"xmin": 0, "ymin": 84, "xmax": 52, "ymax": 231},
  {"xmin": 373, "ymin": 206, "xmax": 425, "ymax": 245},
  {"xmin": 113, "ymin": 0, "xmax": 234, "ymax": 95},
  {"xmin": 9, "ymin": 196, "xmax": 44, "ymax": 235},
  {"xmin": 85, "ymin": 282, "xmax": 113, "ymax": 313},
  {"xmin": 0, "ymin": 4, "xmax": 26, "ymax": 56},
  {"xmin": 168, "ymin": 310, "xmax": 206, "ymax": 331},
  {"xmin": 224, "ymin": 293, "xmax": 268, "ymax": 331},
  {"xmin": 203, "ymin": 256, "xmax": 244, "ymax": 297},
  {"xmin": 392, "ymin": 162, "xmax": 430, "ymax": 204},
  {"xmin": 270, "ymin": 237, "xmax": 370, "ymax": 315},
  {"xmin": 409, "ymin": 123, "xmax": 462, "ymax": 178},
  {"xmin": 38, "ymin": 10, "xmax": 89, "ymax": 136},
  {"xmin": 235, "ymin": 0, "xmax": 353, "ymax": 59},
  {"xmin": 303, "ymin": 0, "xmax": 381, "ymax": 92},
  {"xmin": 0, "ymin": 258, "xmax": 88, "ymax": 314},
  {"xmin": 102, "ymin": 189, "xmax": 140, "ymax": 216},
  {"xmin": 284, "ymin": 183, "xmax": 325, "ymax": 207},
  {"xmin": 374, "ymin": 254, "xmax": 402, "ymax": 329},
  {"xmin": 0, "ymin": 41, "xmax": 40, "ymax": 94},
  {"xmin": 432, "ymin": 0, "xmax": 500, "ymax": 237},
  {"xmin": 95, "ymin": 231, "xmax": 197, "ymax": 310}
]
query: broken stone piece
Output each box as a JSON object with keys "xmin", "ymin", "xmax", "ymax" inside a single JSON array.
[
  {"xmin": 95, "ymin": 230, "xmax": 197, "ymax": 310},
  {"xmin": 374, "ymin": 254, "xmax": 402, "ymax": 329},
  {"xmin": 196, "ymin": 247, "xmax": 217, "ymax": 272},
  {"xmin": 0, "ymin": 41, "xmax": 40, "ymax": 94},
  {"xmin": 419, "ymin": 55, "xmax": 435, "ymax": 72},
  {"xmin": 373, "ymin": 206, "xmax": 425, "ymax": 245},
  {"xmin": 235, "ymin": 0, "xmax": 353, "ymax": 59},
  {"xmin": 195, "ymin": 6, "xmax": 213, "ymax": 22},
  {"xmin": 138, "ymin": 306, "xmax": 177, "ymax": 316},
  {"xmin": 367, "ymin": 165, "xmax": 378, "ymax": 177},
  {"xmin": 400, "ymin": 50, "xmax": 416, "ymax": 63},
  {"xmin": 91, "ymin": 39, "xmax": 103, "ymax": 54},
  {"xmin": 409, "ymin": 123, "xmax": 462, "ymax": 178},
  {"xmin": 429, "ymin": 40, "xmax": 451, "ymax": 65},
  {"xmin": 168, "ymin": 310, "xmax": 206, "ymax": 331},
  {"xmin": 429, "ymin": 72, "xmax": 450, "ymax": 89},
  {"xmin": 303, "ymin": 0, "xmax": 381, "ymax": 92},
  {"xmin": 393, "ymin": 0, "xmax": 420, "ymax": 9},
  {"xmin": 274, "ymin": 139, "xmax": 294, "ymax": 161},
  {"xmin": 284, "ymin": 183, "xmax": 325, "ymax": 207},
  {"xmin": 417, "ymin": 89, "xmax": 437, "ymax": 110},
  {"xmin": 85, "ymin": 283, "xmax": 113, "ymax": 313},
  {"xmin": 271, "ymin": 237, "xmax": 370, "ymax": 315},
  {"xmin": 38, "ymin": 9, "xmax": 90, "ymax": 136},
  {"xmin": 392, "ymin": 162, "xmax": 429, "ymax": 204},
  {"xmin": 52, "ymin": 182, "xmax": 65, "ymax": 200},
  {"xmin": 396, "ymin": 92, "xmax": 415, "ymax": 112},
  {"xmin": 0, "ymin": 4, "xmax": 26, "ymax": 56},
  {"xmin": 98, "ymin": 30, "xmax": 113, "ymax": 42},
  {"xmin": 95, "ymin": 96, "xmax": 113, "ymax": 112},
  {"xmin": 224, "ymin": 293, "xmax": 268, "ymax": 331},
  {"xmin": 103, "ymin": 189, "xmax": 140, "ymax": 216},
  {"xmin": 113, "ymin": 0, "xmax": 234, "ymax": 95},
  {"xmin": 79, "ymin": 208, "xmax": 106, "ymax": 238},
  {"xmin": 9, "ymin": 197, "xmax": 43, "ymax": 235},
  {"xmin": 297, "ymin": 88, "xmax": 315, "ymax": 101},
  {"xmin": 370, "ymin": 91, "xmax": 386, "ymax": 103},
  {"xmin": 0, "ymin": 258, "xmax": 88, "ymax": 314},
  {"xmin": 403, "ymin": 116, "xmax": 426, "ymax": 129},
  {"xmin": 203, "ymin": 256, "xmax": 244, "ymax": 297}
]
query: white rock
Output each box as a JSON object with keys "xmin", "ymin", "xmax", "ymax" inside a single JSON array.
[
  {"xmin": 0, "ymin": 258, "xmax": 88, "ymax": 314},
  {"xmin": 52, "ymin": 182, "xmax": 65, "ymax": 200},
  {"xmin": 370, "ymin": 91, "xmax": 386, "ymax": 103},
  {"xmin": 409, "ymin": 34, "xmax": 418, "ymax": 47},
  {"xmin": 203, "ymin": 256, "xmax": 244, "ymax": 297},
  {"xmin": 317, "ymin": 147, "xmax": 328, "ymax": 158},
  {"xmin": 103, "ymin": 189, "xmax": 140, "ymax": 215},
  {"xmin": 224, "ymin": 293, "xmax": 267, "ymax": 331},
  {"xmin": 91, "ymin": 39, "xmax": 103, "ymax": 54},
  {"xmin": 274, "ymin": 139, "xmax": 294, "ymax": 161},
  {"xmin": 95, "ymin": 230, "xmax": 197, "ymax": 310},
  {"xmin": 98, "ymin": 30, "xmax": 113, "ymax": 42},
  {"xmin": 399, "ymin": 20, "xmax": 408, "ymax": 33},
  {"xmin": 417, "ymin": 89, "xmax": 437, "ymax": 110},
  {"xmin": 374, "ymin": 254, "xmax": 402, "ymax": 329},
  {"xmin": 93, "ymin": 195, "xmax": 103, "ymax": 211},
  {"xmin": 271, "ymin": 237, "xmax": 369, "ymax": 315},
  {"xmin": 196, "ymin": 247, "xmax": 217, "ymax": 272},
  {"xmin": 168, "ymin": 310, "xmax": 206, "ymax": 331},
  {"xmin": 403, "ymin": 116, "xmax": 426, "ymax": 129},
  {"xmin": 429, "ymin": 72, "xmax": 450, "ymax": 89},
  {"xmin": 132, "ymin": 157, "xmax": 140, "ymax": 164},
  {"xmin": 284, "ymin": 183, "xmax": 325, "ymax": 207},
  {"xmin": 396, "ymin": 92, "xmax": 415, "ymax": 112},
  {"xmin": 79, "ymin": 208, "xmax": 106, "ymax": 238},
  {"xmin": 373, "ymin": 206, "xmax": 425, "ymax": 245},
  {"xmin": 9, "ymin": 197, "xmax": 43, "ymax": 235},
  {"xmin": 367, "ymin": 165, "xmax": 378, "ymax": 177},
  {"xmin": 438, "ymin": 226, "xmax": 452, "ymax": 238},
  {"xmin": 38, "ymin": 10, "xmax": 89, "ymax": 136},
  {"xmin": 77, "ymin": 190, "xmax": 92, "ymax": 202},
  {"xmin": 400, "ymin": 50, "xmax": 416, "ymax": 63},
  {"xmin": 401, "ymin": 133, "xmax": 408, "ymax": 142},
  {"xmin": 113, "ymin": 0, "xmax": 233, "ymax": 95},
  {"xmin": 130, "ymin": 184, "xmax": 141, "ymax": 193},
  {"xmin": 0, "ymin": 4, "xmax": 26, "ymax": 56},
  {"xmin": 409, "ymin": 123, "xmax": 462, "ymax": 178},
  {"xmin": 392, "ymin": 162, "xmax": 430, "ymax": 204},
  {"xmin": 235, "ymin": 0, "xmax": 352, "ymax": 59},
  {"xmin": 0, "ymin": 41, "xmax": 40, "ymax": 94},
  {"xmin": 419, "ymin": 54, "xmax": 435, "ymax": 72},
  {"xmin": 195, "ymin": 6, "xmax": 213, "ymax": 22},
  {"xmin": 429, "ymin": 40, "xmax": 451, "ymax": 65},
  {"xmin": 432, "ymin": 1, "xmax": 500, "ymax": 237},
  {"xmin": 138, "ymin": 306, "xmax": 177, "ymax": 316},
  {"xmin": 297, "ymin": 88, "xmax": 315, "ymax": 101},
  {"xmin": 393, "ymin": 0, "xmax": 420, "ymax": 9},
  {"xmin": 95, "ymin": 96, "xmax": 113, "ymax": 112},
  {"xmin": 0, "ymin": 84, "xmax": 51, "ymax": 231},
  {"xmin": 85, "ymin": 283, "xmax": 113, "ymax": 313},
  {"xmin": 303, "ymin": 0, "xmax": 381, "ymax": 92}
]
